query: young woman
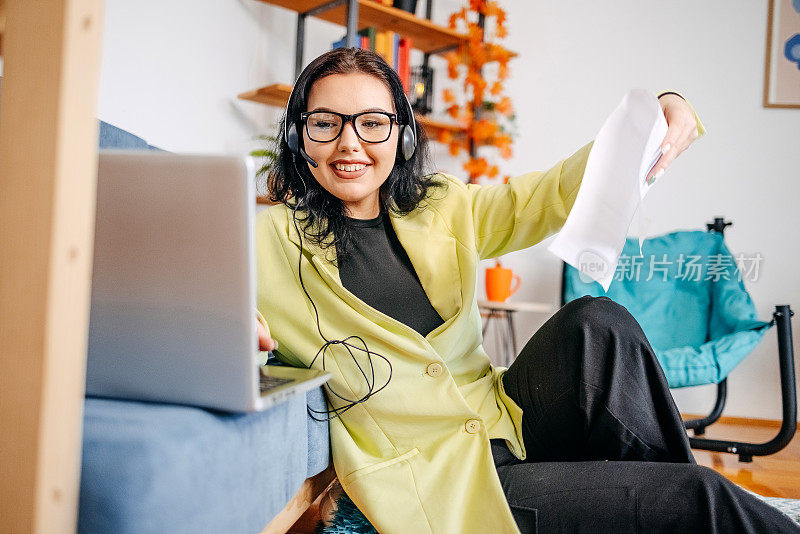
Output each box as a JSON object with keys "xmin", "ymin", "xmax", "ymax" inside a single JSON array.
[{"xmin": 255, "ymin": 47, "xmax": 798, "ymax": 533}]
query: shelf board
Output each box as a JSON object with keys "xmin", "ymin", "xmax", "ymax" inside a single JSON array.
[
  {"xmin": 254, "ymin": 0, "xmax": 465, "ymax": 54},
  {"xmin": 238, "ymin": 83, "xmax": 467, "ymax": 139},
  {"xmin": 238, "ymin": 83, "xmax": 294, "ymax": 107},
  {"xmin": 416, "ymin": 115, "xmax": 466, "ymax": 136}
]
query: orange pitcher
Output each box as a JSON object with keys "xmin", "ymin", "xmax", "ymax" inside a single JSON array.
[{"xmin": 485, "ymin": 260, "xmax": 521, "ymax": 302}]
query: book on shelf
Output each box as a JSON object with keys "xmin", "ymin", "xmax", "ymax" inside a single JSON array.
[
  {"xmin": 330, "ymin": 28, "xmax": 412, "ymax": 94},
  {"xmin": 358, "ymin": 26, "xmax": 376, "ymax": 51},
  {"xmin": 335, "ymin": 27, "xmax": 376, "ymax": 51},
  {"xmin": 397, "ymin": 37, "xmax": 412, "ymax": 92},
  {"xmin": 392, "ymin": 33, "xmax": 400, "ymax": 71},
  {"xmin": 375, "ymin": 30, "xmax": 390, "ymax": 64}
]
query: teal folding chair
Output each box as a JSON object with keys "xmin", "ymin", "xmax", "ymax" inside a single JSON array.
[{"xmin": 562, "ymin": 218, "xmax": 796, "ymax": 462}]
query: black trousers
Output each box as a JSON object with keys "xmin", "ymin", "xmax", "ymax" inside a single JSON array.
[{"xmin": 495, "ymin": 295, "xmax": 799, "ymax": 534}]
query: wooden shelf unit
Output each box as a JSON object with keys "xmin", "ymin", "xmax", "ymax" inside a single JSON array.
[
  {"xmin": 254, "ymin": 0, "xmax": 466, "ymax": 55},
  {"xmin": 240, "ymin": 0, "xmax": 517, "ymax": 146}
]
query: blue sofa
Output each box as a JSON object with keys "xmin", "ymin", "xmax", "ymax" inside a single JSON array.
[{"xmin": 78, "ymin": 122, "xmax": 330, "ymax": 533}]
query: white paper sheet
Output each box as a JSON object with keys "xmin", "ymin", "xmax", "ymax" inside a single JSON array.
[{"xmin": 547, "ymin": 89, "xmax": 668, "ymax": 291}]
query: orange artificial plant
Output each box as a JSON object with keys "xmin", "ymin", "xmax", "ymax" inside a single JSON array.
[{"xmin": 441, "ymin": 1, "xmax": 515, "ymax": 183}]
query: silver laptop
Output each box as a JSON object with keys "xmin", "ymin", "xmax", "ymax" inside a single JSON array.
[{"xmin": 86, "ymin": 151, "xmax": 329, "ymax": 412}]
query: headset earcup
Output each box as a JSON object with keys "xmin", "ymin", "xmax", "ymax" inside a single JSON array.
[
  {"xmin": 401, "ymin": 124, "xmax": 416, "ymax": 161},
  {"xmin": 287, "ymin": 122, "xmax": 299, "ymax": 155}
]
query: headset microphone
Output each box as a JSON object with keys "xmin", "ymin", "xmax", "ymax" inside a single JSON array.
[{"xmin": 299, "ymin": 146, "xmax": 318, "ymax": 168}]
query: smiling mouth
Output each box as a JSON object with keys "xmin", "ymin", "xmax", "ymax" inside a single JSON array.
[
  {"xmin": 333, "ymin": 162, "xmax": 368, "ymax": 171},
  {"xmin": 330, "ymin": 163, "xmax": 371, "ymax": 179}
]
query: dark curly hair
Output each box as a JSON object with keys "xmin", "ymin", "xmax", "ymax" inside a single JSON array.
[{"xmin": 267, "ymin": 47, "xmax": 442, "ymax": 259}]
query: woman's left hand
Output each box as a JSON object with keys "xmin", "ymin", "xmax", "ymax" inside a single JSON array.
[{"xmin": 647, "ymin": 93, "xmax": 701, "ymax": 183}]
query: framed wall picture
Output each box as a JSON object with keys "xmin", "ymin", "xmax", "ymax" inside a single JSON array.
[{"xmin": 764, "ymin": 0, "xmax": 800, "ymax": 108}]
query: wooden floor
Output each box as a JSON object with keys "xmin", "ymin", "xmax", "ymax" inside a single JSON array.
[{"xmin": 690, "ymin": 417, "xmax": 800, "ymax": 499}]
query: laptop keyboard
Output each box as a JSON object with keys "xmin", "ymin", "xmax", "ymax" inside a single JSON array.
[{"xmin": 259, "ymin": 371, "xmax": 295, "ymax": 393}]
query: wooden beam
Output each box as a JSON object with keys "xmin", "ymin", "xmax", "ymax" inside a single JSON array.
[
  {"xmin": 0, "ymin": 0, "xmax": 104, "ymax": 531},
  {"xmin": 0, "ymin": 0, "xmax": 6, "ymax": 55}
]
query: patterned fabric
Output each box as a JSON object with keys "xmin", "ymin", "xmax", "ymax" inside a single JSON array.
[
  {"xmin": 756, "ymin": 495, "xmax": 800, "ymax": 524},
  {"xmin": 321, "ymin": 492, "xmax": 376, "ymax": 534}
]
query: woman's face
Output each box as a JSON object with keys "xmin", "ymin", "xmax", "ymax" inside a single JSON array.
[{"xmin": 303, "ymin": 72, "xmax": 400, "ymax": 219}]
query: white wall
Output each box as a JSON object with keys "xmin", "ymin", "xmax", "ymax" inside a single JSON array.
[{"xmin": 94, "ymin": 0, "xmax": 798, "ymax": 419}]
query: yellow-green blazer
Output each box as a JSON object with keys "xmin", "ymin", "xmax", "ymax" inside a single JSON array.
[{"xmin": 256, "ymin": 103, "xmax": 704, "ymax": 534}]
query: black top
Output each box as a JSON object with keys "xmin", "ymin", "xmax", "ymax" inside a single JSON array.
[{"xmin": 337, "ymin": 212, "xmax": 445, "ymax": 337}]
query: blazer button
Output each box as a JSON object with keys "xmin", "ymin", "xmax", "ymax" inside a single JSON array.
[
  {"xmin": 426, "ymin": 363, "xmax": 444, "ymax": 377},
  {"xmin": 465, "ymin": 419, "xmax": 481, "ymax": 434}
]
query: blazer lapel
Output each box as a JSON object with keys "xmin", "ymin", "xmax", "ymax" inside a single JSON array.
[
  {"xmin": 389, "ymin": 209, "xmax": 463, "ymax": 325},
  {"xmin": 286, "ymin": 209, "xmax": 341, "ymax": 281}
]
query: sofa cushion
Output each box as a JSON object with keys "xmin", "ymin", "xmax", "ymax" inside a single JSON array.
[
  {"xmin": 79, "ymin": 394, "xmax": 312, "ymax": 534},
  {"xmin": 98, "ymin": 121, "xmax": 161, "ymax": 151},
  {"xmin": 267, "ymin": 356, "xmax": 330, "ymax": 477},
  {"xmin": 306, "ymin": 386, "xmax": 331, "ymax": 477}
]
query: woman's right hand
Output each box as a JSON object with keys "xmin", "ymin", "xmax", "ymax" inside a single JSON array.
[{"xmin": 256, "ymin": 315, "xmax": 278, "ymax": 352}]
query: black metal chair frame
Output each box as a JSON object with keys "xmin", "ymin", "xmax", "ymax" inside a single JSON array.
[{"xmin": 560, "ymin": 217, "xmax": 797, "ymax": 462}]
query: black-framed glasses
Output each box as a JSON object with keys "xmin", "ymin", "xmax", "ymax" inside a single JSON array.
[{"xmin": 301, "ymin": 110, "xmax": 398, "ymax": 144}]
